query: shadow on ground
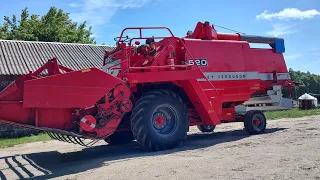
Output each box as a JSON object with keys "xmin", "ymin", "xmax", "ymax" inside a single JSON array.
[{"xmin": 0, "ymin": 127, "xmax": 287, "ymax": 180}]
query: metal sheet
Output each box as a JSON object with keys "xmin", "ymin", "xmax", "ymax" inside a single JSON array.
[
  {"xmin": 0, "ymin": 40, "xmax": 115, "ymax": 75},
  {"xmin": 0, "ymin": 41, "xmax": 11, "ymax": 75}
]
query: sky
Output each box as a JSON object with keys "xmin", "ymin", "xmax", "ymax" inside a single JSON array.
[{"xmin": 0, "ymin": 0, "xmax": 320, "ymax": 74}]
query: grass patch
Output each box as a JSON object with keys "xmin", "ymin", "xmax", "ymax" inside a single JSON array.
[
  {"xmin": 0, "ymin": 133, "xmax": 51, "ymax": 148},
  {"xmin": 264, "ymin": 108, "xmax": 320, "ymax": 120}
]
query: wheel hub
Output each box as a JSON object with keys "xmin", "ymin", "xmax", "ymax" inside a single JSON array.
[
  {"xmin": 153, "ymin": 113, "xmax": 167, "ymax": 129},
  {"xmin": 151, "ymin": 106, "xmax": 178, "ymax": 135},
  {"xmin": 252, "ymin": 114, "xmax": 264, "ymax": 131},
  {"xmin": 253, "ymin": 119, "xmax": 261, "ymax": 125}
]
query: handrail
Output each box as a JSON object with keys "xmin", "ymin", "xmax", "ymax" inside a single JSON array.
[
  {"xmin": 108, "ymin": 29, "xmax": 219, "ymax": 99},
  {"xmin": 128, "ymin": 65, "xmax": 194, "ymax": 70},
  {"xmin": 118, "ymin": 27, "xmax": 175, "ymax": 42}
]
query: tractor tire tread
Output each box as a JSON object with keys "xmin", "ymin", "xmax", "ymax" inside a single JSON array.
[
  {"xmin": 131, "ymin": 89, "xmax": 188, "ymax": 151},
  {"xmin": 244, "ymin": 110, "xmax": 267, "ymax": 135}
]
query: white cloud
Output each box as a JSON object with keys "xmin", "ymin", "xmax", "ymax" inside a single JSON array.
[
  {"xmin": 68, "ymin": 3, "xmax": 79, "ymax": 7},
  {"xmin": 266, "ymin": 23, "xmax": 297, "ymax": 37},
  {"xmin": 68, "ymin": 0, "xmax": 152, "ymax": 37},
  {"xmin": 256, "ymin": 8, "xmax": 320, "ymax": 20}
]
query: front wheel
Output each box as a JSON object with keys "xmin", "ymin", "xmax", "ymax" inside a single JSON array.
[
  {"xmin": 130, "ymin": 90, "xmax": 189, "ymax": 151},
  {"xmin": 244, "ymin": 110, "xmax": 267, "ymax": 134},
  {"xmin": 197, "ymin": 125, "xmax": 216, "ymax": 132}
]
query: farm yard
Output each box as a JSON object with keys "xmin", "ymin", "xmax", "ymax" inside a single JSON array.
[
  {"xmin": 0, "ymin": 2, "xmax": 320, "ymax": 180},
  {"xmin": 0, "ymin": 110, "xmax": 319, "ymax": 180}
]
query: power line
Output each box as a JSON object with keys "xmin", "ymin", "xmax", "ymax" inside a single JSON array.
[{"xmin": 212, "ymin": 24, "xmax": 246, "ymax": 35}]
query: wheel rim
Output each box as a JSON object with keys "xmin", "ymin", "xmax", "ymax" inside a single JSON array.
[
  {"xmin": 152, "ymin": 105, "xmax": 178, "ymax": 136},
  {"xmin": 252, "ymin": 114, "xmax": 265, "ymax": 131},
  {"xmin": 203, "ymin": 125, "xmax": 214, "ymax": 129}
]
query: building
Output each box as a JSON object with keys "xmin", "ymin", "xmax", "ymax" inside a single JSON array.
[
  {"xmin": 298, "ymin": 93, "xmax": 318, "ymax": 110},
  {"xmin": 0, "ymin": 39, "xmax": 115, "ymax": 90},
  {"xmin": 0, "ymin": 39, "xmax": 115, "ymax": 138}
]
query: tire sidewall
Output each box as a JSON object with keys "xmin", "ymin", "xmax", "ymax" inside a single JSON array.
[
  {"xmin": 244, "ymin": 110, "xmax": 267, "ymax": 134},
  {"xmin": 198, "ymin": 125, "xmax": 216, "ymax": 132},
  {"xmin": 139, "ymin": 94, "xmax": 188, "ymax": 146}
]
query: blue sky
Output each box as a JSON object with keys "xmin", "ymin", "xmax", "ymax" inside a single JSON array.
[{"xmin": 0, "ymin": 0, "xmax": 320, "ymax": 74}]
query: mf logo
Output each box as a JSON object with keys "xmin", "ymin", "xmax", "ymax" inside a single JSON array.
[{"xmin": 188, "ymin": 58, "xmax": 208, "ymax": 66}]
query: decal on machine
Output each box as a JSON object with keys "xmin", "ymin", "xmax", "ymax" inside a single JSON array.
[
  {"xmin": 217, "ymin": 73, "xmax": 247, "ymax": 79},
  {"xmin": 197, "ymin": 72, "xmax": 291, "ymax": 81},
  {"xmin": 198, "ymin": 72, "xmax": 259, "ymax": 81},
  {"xmin": 188, "ymin": 58, "xmax": 208, "ymax": 66}
]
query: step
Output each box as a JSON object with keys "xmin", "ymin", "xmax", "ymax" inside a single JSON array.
[{"xmin": 244, "ymin": 96, "xmax": 275, "ymax": 105}]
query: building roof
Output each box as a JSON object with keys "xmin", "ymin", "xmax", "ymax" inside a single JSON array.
[
  {"xmin": 298, "ymin": 93, "xmax": 317, "ymax": 100},
  {"xmin": 0, "ymin": 39, "xmax": 116, "ymax": 76}
]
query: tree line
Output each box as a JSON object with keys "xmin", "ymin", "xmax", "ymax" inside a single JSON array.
[
  {"xmin": 288, "ymin": 68, "xmax": 320, "ymax": 99},
  {"xmin": 0, "ymin": 7, "xmax": 96, "ymax": 44}
]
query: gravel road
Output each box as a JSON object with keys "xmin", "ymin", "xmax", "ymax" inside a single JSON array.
[{"xmin": 0, "ymin": 115, "xmax": 319, "ymax": 180}]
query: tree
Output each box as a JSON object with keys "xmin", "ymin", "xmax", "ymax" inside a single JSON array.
[
  {"xmin": 0, "ymin": 7, "xmax": 96, "ymax": 44},
  {"xmin": 288, "ymin": 68, "xmax": 320, "ymax": 100}
]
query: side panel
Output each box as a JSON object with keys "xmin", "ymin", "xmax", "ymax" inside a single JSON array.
[
  {"xmin": 183, "ymin": 39, "xmax": 291, "ymax": 102},
  {"xmin": 248, "ymin": 48, "xmax": 289, "ymax": 73},
  {"xmin": 37, "ymin": 108, "xmax": 74, "ymax": 129},
  {"xmin": 23, "ymin": 68, "xmax": 124, "ymax": 108},
  {"xmin": 183, "ymin": 39, "xmax": 261, "ymax": 102},
  {"xmin": 184, "ymin": 39, "xmax": 247, "ymax": 72},
  {"xmin": 0, "ymin": 102, "xmax": 30, "ymax": 124}
]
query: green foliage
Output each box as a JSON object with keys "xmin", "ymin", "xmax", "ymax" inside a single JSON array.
[
  {"xmin": 0, "ymin": 7, "xmax": 96, "ymax": 44},
  {"xmin": 264, "ymin": 108, "xmax": 320, "ymax": 120},
  {"xmin": 288, "ymin": 68, "xmax": 320, "ymax": 99},
  {"xmin": 0, "ymin": 133, "xmax": 51, "ymax": 148}
]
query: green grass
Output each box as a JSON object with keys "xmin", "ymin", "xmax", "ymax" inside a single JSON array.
[
  {"xmin": 264, "ymin": 108, "xmax": 320, "ymax": 120},
  {"xmin": 0, "ymin": 133, "xmax": 51, "ymax": 148}
]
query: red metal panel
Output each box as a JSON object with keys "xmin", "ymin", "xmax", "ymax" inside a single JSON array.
[
  {"xmin": 183, "ymin": 39, "xmax": 248, "ymax": 72},
  {"xmin": 183, "ymin": 38, "xmax": 289, "ymax": 75},
  {"xmin": 249, "ymin": 49, "xmax": 288, "ymax": 73},
  {"xmin": 0, "ymin": 101, "xmax": 30, "ymax": 124},
  {"xmin": 23, "ymin": 68, "xmax": 123, "ymax": 108},
  {"xmin": 125, "ymin": 70, "xmax": 204, "ymax": 83},
  {"xmin": 37, "ymin": 108, "xmax": 74, "ymax": 129},
  {"xmin": 219, "ymin": 108, "xmax": 235, "ymax": 122},
  {"xmin": 200, "ymin": 80, "xmax": 261, "ymax": 103}
]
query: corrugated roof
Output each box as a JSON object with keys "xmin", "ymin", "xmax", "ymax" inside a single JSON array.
[{"xmin": 0, "ymin": 39, "xmax": 116, "ymax": 75}]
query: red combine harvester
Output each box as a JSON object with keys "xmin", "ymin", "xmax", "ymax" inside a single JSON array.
[{"xmin": 0, "ymin": 21, "xmax": 294, "ymax": 151}]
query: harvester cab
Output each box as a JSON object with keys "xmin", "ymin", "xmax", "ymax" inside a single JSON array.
[{"xmin": 0, "ymin": 21, "xmax": 294, "ymax": 151}]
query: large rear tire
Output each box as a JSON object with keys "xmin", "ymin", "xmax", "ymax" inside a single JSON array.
[
  {"xmin": 130, "ymin": 89, "xmax": 189, "ymax": 151},
  {"xmin": 244, "ymin": 110, "xmax": 267, "ymax": 134}
]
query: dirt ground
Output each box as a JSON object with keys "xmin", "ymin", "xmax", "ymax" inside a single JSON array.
[{"xmin": 0, "ymin": 115, "xmax": 319, "ymax": 180}]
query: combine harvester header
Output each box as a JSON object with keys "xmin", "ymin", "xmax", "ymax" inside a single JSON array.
[{"xmin": 0, "ymin": 21, "xmax": 294, "ymax": 151}]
